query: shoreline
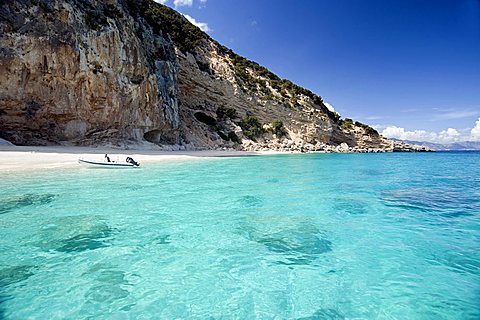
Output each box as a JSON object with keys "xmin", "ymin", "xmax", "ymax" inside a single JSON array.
[
  {"xmin": 0, "ymin": 145, "xmax": 267, "ymax": 171},
  {"xmin": 0, "ymin": 144, "xmax": 443, "ymax": 172}
]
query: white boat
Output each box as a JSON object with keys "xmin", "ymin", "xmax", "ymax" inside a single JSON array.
[{"xmin": 78, "ymin": 158, "xmax": 139, "ymax": 168}]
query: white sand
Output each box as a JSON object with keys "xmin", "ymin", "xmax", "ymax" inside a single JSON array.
[{"xmin": 0, "ymin": 145, "xmax": 263, "ymax": 171}]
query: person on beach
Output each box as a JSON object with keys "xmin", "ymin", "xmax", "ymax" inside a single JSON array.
[{"xmin": 105, "ymin": 154, "xmax": 111, "ymax": 162}]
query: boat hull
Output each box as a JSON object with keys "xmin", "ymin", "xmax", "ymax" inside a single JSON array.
[{"xmin": 78, "ymin": 159, "xmax": 137, "ymax": 168}]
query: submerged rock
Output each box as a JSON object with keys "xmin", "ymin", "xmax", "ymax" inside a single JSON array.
[
  {"xmin": 297, "ymin": 308, "xmax": 345, "ymax": 320},
  {"xmin": 238, "ymin": 195, "xmax": 263, "ymax": 208},
  {"xmin": 34, "ymin": 215, "xmax": 117, "ymax": 253},
  {"xmin": 242, "ymin": 219, "xmax": 332, "ymax": 266},
  {"xmin": 84, "ymin": 284, "xmax": 130, "ymax": 304},
  {"xmin": 0, "ymin": 265, "xmax": 37, "ymax": 318},
  {"xmin": 80, "ymin": 263, "xmax": 132, "ymax": 315},
  {"xmin": 152, "ymin": 234, "xmax": 171, "ymax": 245},
  {"xmin": 0, "ymin": 292, "xmax": 8, "ymax": 319},
  {"xmin": 0, "ymin": 194, "xmax": 57, "ymax": 215},
  {"xmin": 258, "ymin": 232, "xmax": 332, "ymax": 256},
  {"xmin": 333, "ymin": 199, "xmax": 369, "ymax": 215},
  {"xmin": 55, "ymin": 226, "xmax": 116, "ymax": 253},
  {"xmin": 257, "ymin": 230, "xmax": 332, "ymax": 266},
  {"xmin": 0, "ymin": 265, "xmax": 36, "ymax": 287}
]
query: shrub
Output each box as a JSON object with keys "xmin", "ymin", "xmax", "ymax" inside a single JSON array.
[
  {"xmin": 241, "ymin": 115, "xmax": 264, "ymax": 140},
  {"xmin": 216, "ymin": 106, "xmax": 238, "ymax": 120},
  {"xmin": 196, "ymin": 60, "xmax": 211, "ymax": 74},
  {"xmin": 263, "ymin": 94, "xmax": 274, "ymax": 101},
  {"xmin": 216, "ymin": 38, "xmax": 329, "ymax": 112},
  {"xmin": 355, "ymin": 121, "xmax": 379, "ymax": 135},
  {"xmin": 227, "ymin": 131, "xmax": 241, "ymax": 143},
  {"xmin": 140, "ymin": 2, "xmax": 208, "ymax": 53},
  {"xmin": 270, "ymin": 120, "xmax": 288, "ymax": 137},
  {"xmin": 217, "ymin": 131, "xmax": 229, "ymax": 141},
  {"xmin": 340, "ymin": 118, "xmax": 354, "ymax": 130}
]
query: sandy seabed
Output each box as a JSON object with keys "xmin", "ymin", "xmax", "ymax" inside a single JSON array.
[{"xmin": 0, "ymin": 145, "xmax": 264, "ymax": 171}]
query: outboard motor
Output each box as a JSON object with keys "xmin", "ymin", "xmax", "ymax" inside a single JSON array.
[{"xmin": 126, "ymin": 157, "xmax": 140, "ymax": 167}]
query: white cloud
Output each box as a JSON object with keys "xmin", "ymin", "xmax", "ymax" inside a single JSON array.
[
  {"xmin": 471, "ymin": 117, "xmax": 480, "ymax": 140},
  {"xmin": 432, "ymin": 109, "xmax": 480, "ymax": 121},
  {"xmin": 371, "ymin": 124, "xmax": 387, "ymax": 131},
  {"xmin": 323, "ymin": 101, "xmax": 335, "ymax": 113},
  {"xmin": 382, "ymin": 126, "xmax": 438, "ymax": 142},
  {"xmin": 159, "ymin": 0, "xmax": 205, "ymax": 7},
  {"xmin": 183, "ymin": 14, "xmax": 211, "ymax": 32},
  {"xmin": 400, "ymin": 108, "xmax": 418, "ymax": 113},
  {"xmin": 438, "ymin": 128, "xmax": 460, "ymax": 143},
  {"xmin": 381, "ymin": 126, "xmax": 405, "ymax": 138},
  {"xmin": 152, "ymin": 1, "xmax": 210, "ymax": 31},
  {"xmin": 364, "ymin": 115, "xmax": 383, "ymax": 120},
  {"xmin": 174, "ymin": 0, "xmax": 193, "ymax": 7},
  {"xmin": 381, "ymin": 118, "xmax": 480, "ymax": 143}
]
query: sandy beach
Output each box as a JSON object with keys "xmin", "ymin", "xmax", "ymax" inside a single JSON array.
[{"xmin": 0, "ymin": 145, "xmax": 262, "ymax": 171}]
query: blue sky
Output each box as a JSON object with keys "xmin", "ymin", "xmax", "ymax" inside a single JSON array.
[{"xmin": 155, "ymin": 0, "xmax": 480, "ymax": 143}]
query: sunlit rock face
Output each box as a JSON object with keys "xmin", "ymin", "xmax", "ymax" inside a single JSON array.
[
  {"xmin": 0, "ymin": 0, "xmax": 399, "ymax": 151},
  {"xmin": 0, "ymin": 0, "xmax": 179, "ymax": 146}
]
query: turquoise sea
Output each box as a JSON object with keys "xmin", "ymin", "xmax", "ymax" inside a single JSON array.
[{"xmin": 0, "ymin": 152, "xmax": 479, "ymax": 319}]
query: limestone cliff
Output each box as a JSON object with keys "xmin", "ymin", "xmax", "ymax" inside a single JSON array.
[
  {"xmin": 0, "ymin": 0, "xmax": 422, "ymax": 152},
  {"xmin": 0, "ymin": 0, "xmax": 179, "ymax": 146}
]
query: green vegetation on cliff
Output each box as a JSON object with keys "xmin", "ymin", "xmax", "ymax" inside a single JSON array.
[
  {"xmin": 241, "ymin": 115, "xmax": 265, "ymax": 140},
  {"xmin": 339, "ymin": 118, "xmax": 378, "ymax": 135},
  {"xmin": 340, "ymin": 118, "xmax": 354, "ymax": 130},
  {"xmin": 133, "ymin": 0, "xmax": 373, "ymax": 139},
  {"xmin": 270, "ymin": 120, "xmax": 288, "ymax": 137},
  {"xmin": 222, "ymin": 47, "xmax": 326, "ymax": 110},
  {"xmin": 240, "ymin": 116, "xmax": 288, "ymax": 140},
  {"xmin": 216, "ymin": 106, "xmax": 239, "ymax": 120},
  {"xmin": 134, "ymin": 0, "xmax": 335, "ymax": 118},
  {"xmin": 355, "ymin": 121, "xmax": 379, "ymax": 135},
  {"xmin": 134, "ymin": 0, "xmax": 209, "ymax": 53}
]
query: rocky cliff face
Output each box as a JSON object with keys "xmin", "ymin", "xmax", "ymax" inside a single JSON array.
[
  {"xmin": 0, "ymin": 0, "xmax": 180, "ymax": 146},
  {"xmin": 0, "ymin": 0, "xmax": 416, "ymax": 152}
]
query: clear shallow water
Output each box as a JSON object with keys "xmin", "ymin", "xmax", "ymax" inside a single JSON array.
[{"xmin": 0, "ymin": 152, "xmax": 479, "ymax": 319}]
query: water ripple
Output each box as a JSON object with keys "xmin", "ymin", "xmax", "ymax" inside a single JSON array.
[{"xmin": 380, "ymin": 187, "xmax": 480, "ymax": 218}]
